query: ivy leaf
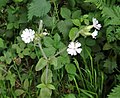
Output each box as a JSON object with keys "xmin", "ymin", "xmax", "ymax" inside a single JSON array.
[{"xmin": 28, "ymin": 0, "xmax": 51, "ymax": 20}]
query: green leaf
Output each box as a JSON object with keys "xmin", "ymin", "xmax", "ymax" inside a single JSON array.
[
  {"xmin": 68, "ymin": 0, "xmax": 76, "ymax": 8},
  {"xmin": 37, "ymin": 83, "xmax": 46, "ymax": 88},
  {"xmin": 50, "ymin": 56, "xmax": 57, "ymax": 67},
  {"xmin": 65, "ymin": 94, "xmax": 76, "ymax": 98},
  {"xmin": 0, "ymin": 0, "xmax": 8, "ymax": 8},
  {"xmin": 65, "ymin": 64, "xmax": 76, "ymax": 75},
  {"xmin": 28, "ymin": 0, "xmax": 51, "ymax": 20},
  {"xmin": 60, "ymin": 8, "xmax": 71, "ymax": 19},
  {"xmin": 103, "ymin": 43, "xmax": 112, "ymax": 50},
  {"xmin": 22, "ymin": 48, "xmax": 30, "ymax": 55},
  {"xmin": 69, "ymin": 27, "xmax": 78, "ymax": 40},
  {"xmin": 35, "ymin": 57, "xmax": 48, "ymax": 71},
  {"xmin": 6, "ymin": 71, "xmax": 16, "ymax": 87},
  {"xmin": 40, "ymin": 87, "xmax": 52, "ymax": 98},
  {"xmin": 15, "ymin": 89, "xmax": 25, "ymax": 96},
  {"xmin": 57, "ymin": 20, "xmax": 73, "ymax": 39},
  {"xmin": 43, "ymin": 37, "xmax": 54, "ymax": 47},
  {"xmin": 0, "ymin": 38, "xmax": 4, "ymax": 48},
  {"xmin": 72, "ymin": 19, "xmax": 81, "ymax": 27},
  {"xmin": 85, "ymin": 38, "xmax": 96, "ymax": 46},
  {"xmin": 72, "ymin": 10, "xmax": 81, "ymax": 19},
  {"xmin": 54, "ymin": 56, "xmax": 70, "ymax": 70},
  {"xmin": 41, "ymin": 69, "xmax": 53, "ymax": 83},
  {"xmin": 108, "ymin": 84, "xmax": 120, "ymax": 98},
  {"xmin": 46, "ymin": 84, "xmax": 55, "ymax": 90},
  {"xmin": 43, "ymin": 47, "xmax": 56, "ymax": 57},
  {"xmin": 24, "ymin": 79, "xmax": 29, "ymax": 90}
]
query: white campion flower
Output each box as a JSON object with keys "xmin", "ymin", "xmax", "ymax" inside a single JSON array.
[
  {"xmin": 67, "ymin": 42, "xmax": 82, "ymax": 56},
  {"xmin": 91, "ymin": 29, "xmax": 98, "ymax": 39},
  {"xmin": 92, "ymin": 17, "xmax": 102, "ymax": 30},
  {"xmin": 21, "ymin": 28, "xmax": 35, "ymax": 43}
]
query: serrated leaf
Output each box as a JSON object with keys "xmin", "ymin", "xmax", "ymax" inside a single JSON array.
[
  {"xmin": 57, "ymin": 20, "xmax": 73, "ymax": 39},
  {"xmin": 15, "ymin": 89, "xmax": 25, "ymax": 96},
  {"xmin": 60, "ymin": 8, "xmax": 71, "ymax": 19},
  {"xmin": 28, "ymin": 0, "xmax": 51, "ymax": 20},
  {"xmin": 108, "ymin": 84, "xmax": 120, "ymax": 98},
  {"xmin": 35, "ymin": 57, "xmax": 48, "ymax": 71}
]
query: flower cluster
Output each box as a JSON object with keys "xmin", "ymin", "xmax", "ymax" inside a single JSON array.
[
  {"xmin": 92, "ymin": 17, "xmax": 102, "ymax": 39},
  {"xmin": 67, "ymin": 42, "xmax": 82, "ymax": 56}
]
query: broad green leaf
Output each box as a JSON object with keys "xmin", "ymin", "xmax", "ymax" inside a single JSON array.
[
  {"xmin": 69, "ymin": 27, "xmax": 78, "ymax": 40},
  {"xmin": 37, "ymin": 83, "xmax": 46, "ymax": 88},
  {"xmin": 54, "ymin": 56, "xmax": 70, "ymax": 70},
  {"xmin": 24, "ymin": 79, "xmax": 29, "ymax": 90},
  {"xmin": 80, "ymin": 46, "xmax": 91, "ymax": 59},
  {"xmin": 35, "ymin": 57, "xmax": 48, "ymax": 71},
  {"xmin": 103, "ymin": 43, "xmax": 112, "ymax": 50},
  {"xmin": 65, "ymin": 94, "xmax": 76, "ymax": 98},
  {"xmin": 43, "ymin": 37, "xmax": 54, "ymax": 47},
  {"xmin": 72, "ymin": 10, "xmax": 82, "ymax": 19},
  {"xmin": 15, "ymin": 89, "xmax": 25, "ymax": 96},
  {"xmin": 22, "ymin": 48, "xmax": 30, "ymax": 55},
  {"xmin": 85, "ymin": 38, "xmax": 96, "ymax": 46},
  {"xmin": 57, "ymin": 20, "xmax": 73, "ymax": 39},
  {"xmin": 43, "ymin": 15, "xmax": 55, "ymax": 29},
  {"xmin": 65, "ymin": 64, "xmax": 76, "ymax": 75},
  {"xmin": 40, "ymin": 87, "xmax": 52, "ymax": 98},
  {"xmin": 68, "ymin": 0, "xmax": 76, "ymax": 8},
  {"xmin": 28, "ymin": 0, "xmax": 51, "ymax": 20},
  {"xmin": 50, "ymin": 56, "xmax": 57, "ymax": 67},
  {"xmin": 43, "ymin": 47, "xmax": 56, "ymax": 57},
  {"xmin": 6, "ymin": 71, "xmax": 16, "ymax": 87},
  {"xmin": 60, "ymin": 8, "xmax": 71, "ymax": 19},
  {"xmin": 46, "ymin": 84, "xmax": 55, "ymax": 90},
  {"xmin": 41, "ymin": 69, "xmax": 53, "ymax": 84},
  {"xmin": 72, "ymin": 19, "xmax": 81, "ymax": 27},
  {"xmin": 0, "ymin": 38, "xmax": 4, "ymax": 48},
  {"xmin": 0, "ymin": 0, "xmax": 8, "ymax": 8}
]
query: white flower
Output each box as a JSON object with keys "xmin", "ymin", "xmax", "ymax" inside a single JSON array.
[
  {"xmin": 42, "ymin": 32, "xmax": 49, "ymax": 35},
  {"xmin": 91, "ymin": 29, "xmax": 98, "ymax": 39},
  {"xmin": 92, "ymin": 17, "xmax": 101, "ymax": 30},
  {"xmin": 21, "ymin": 28, "xmax": 35, "ymax": 43},
  {"xmin": 67, "ymin": 42, "xmax": 82, "ymax": 56}
]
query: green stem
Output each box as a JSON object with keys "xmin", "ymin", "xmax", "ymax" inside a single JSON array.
[
  {"xmin": 38, "ymin": 41, "xmax": 48, "ymax": 84},
  {"xmin": 52, "ymin": 0, "xmax": 59, "ymax": 21},
  {"xmin": 73, "ymin": 77, "xmax": 80, "ymax": 96},
  {"xmin": 54, "ymin": 47, "xmax": 67, "ymax": 57}
]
